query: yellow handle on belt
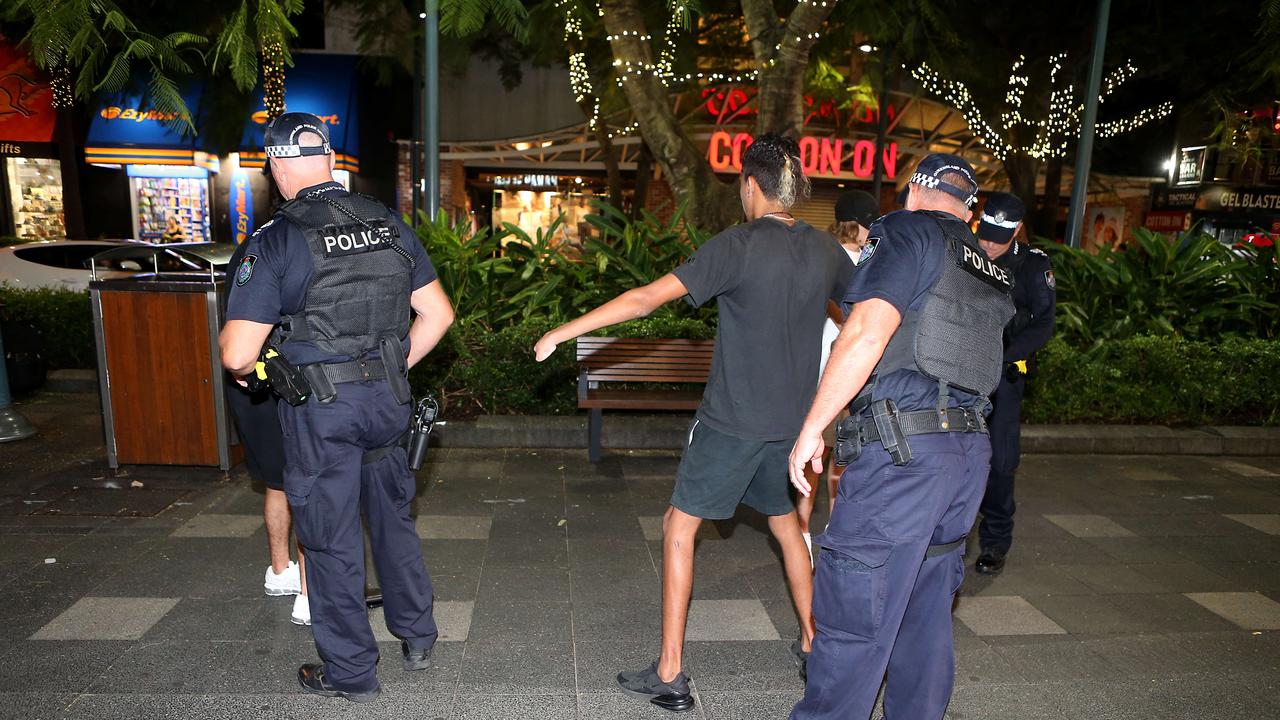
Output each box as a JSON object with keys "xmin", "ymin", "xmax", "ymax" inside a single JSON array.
[
  {"xmin": 254, "ymin": 347, "xmax": 281, "ymax": 381},
  {"xmin": 1014, "ymin": 360, "xmax": 1028, "ymax": 375}
]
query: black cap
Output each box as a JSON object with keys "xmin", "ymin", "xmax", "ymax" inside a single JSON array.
[
  {"xmin": 834, "ymin": 190, "xmax": 879, "ymax": 227},
  {"xmin": 908, "ymin": 153, "xmax": 979, "ymax": 207},
  {"xmin": 977, "ymin": 192, "xmax": 1026, "ymax": 244},
  {"xmin": 263, "ymin": 112, "xmax": 332, "ymax": 159}
]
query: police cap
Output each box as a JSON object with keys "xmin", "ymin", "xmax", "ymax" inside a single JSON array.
[
  {"xmin": 264, "ymin": 112, "xmax": 333, "ymax": 159},
  {"xmin": 909, "ymin": 153, "xmax": 979, "ymax": 207},
  {"xmin": 977, "ymin": 192, "xmax": 1026, "ymax": 244},
  {"xmin": 834, "ymin": 190, "xmax": 879, "ymax": 227}
]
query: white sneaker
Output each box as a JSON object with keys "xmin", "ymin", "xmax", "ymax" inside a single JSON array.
[
  {"xmin": 802, "ymin": 532, "xmax": 813, "ymax": 567},
  {"xmin": 291, "ymin": 593, "xmax": 311, "ymax": 626},
  {"xmin": 264, "ymin": 560, "xmax": 301, "ymax": 596}
]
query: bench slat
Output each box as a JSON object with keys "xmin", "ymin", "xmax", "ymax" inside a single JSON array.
[{"xmin": 581, "ymin": 388, "xmax": 702, "ymax": 410}]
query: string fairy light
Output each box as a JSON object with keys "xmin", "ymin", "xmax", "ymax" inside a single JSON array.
[
  {"xmin": 911, "ymin": 55, "xmax": 1172, "ymax": 161},
  {"xmin": 50, "ymin": 64, "xmax": 73, "ymax": 109},
  {"xmin": 262, "ymin": 38, "xmax": 286, "ymax": 118}
]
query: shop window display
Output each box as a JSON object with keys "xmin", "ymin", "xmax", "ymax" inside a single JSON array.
[
  {"xmin": 131, "ymin": 174, "xmax": 210, "ymax": 244},
  {"xmin": 6, "ymin": 157, "xmax": 65, "ymax": 240},
  {"xmin": 493, "ymin": 188, "xmax": 598, "ymax": 249}
]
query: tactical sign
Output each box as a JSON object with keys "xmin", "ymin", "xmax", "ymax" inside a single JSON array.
[
  {"xmin": 959, "ymin": 244, "xmax": 1013, "ymax": 291},
  {"xmin": 321, "ymin": 224, "xmax": 396, "ymax": 258}
]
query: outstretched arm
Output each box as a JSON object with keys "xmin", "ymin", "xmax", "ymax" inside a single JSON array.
[
  {"xmin": 533, "ymin": 273, "xmax": 690, "ymax": 361},
  {"xmin": 789, "ymin": 298, "xmax": 901, "ymax": 496}
]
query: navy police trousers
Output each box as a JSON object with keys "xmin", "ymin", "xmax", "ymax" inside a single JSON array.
[
  {"xmin": 791, "ymin": 432, "xmax": 990, "ymax": 720},
  {"xmin": 279, "ymin": 380, "xmax": 438, "ymax": 692},
  {"xmin": 979, "ymin": 375, "xmax": 1025, "ymax": 554}
]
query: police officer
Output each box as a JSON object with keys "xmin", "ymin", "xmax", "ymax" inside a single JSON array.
[
  {"xmin": 973, "ymin": 193, "xmax": 1056, "ymax": 576},
  {"xmin": 219, "ymin": 112, "xmax": 455, "ymax": 703},
  {"xmin": 788, "ymin": 153, "xmax": 1014, "ymax": 720}
]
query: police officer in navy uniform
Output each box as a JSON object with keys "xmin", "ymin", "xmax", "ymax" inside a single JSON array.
[
  {"xmin": 788, "ymin": 153, "xmax": 1014, "ymax": 720},
  {"xmin": 220, "ymin": 112, "xmax": 455, "ymax": 703},
  {"xmin": 973, "ymin": 193, "xmax": 1056, "ymax": 576}
]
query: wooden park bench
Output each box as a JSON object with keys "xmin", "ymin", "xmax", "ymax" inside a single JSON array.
[{"xmin": 576, "ymin": 336, "xmax": 714, "ymax": 461}]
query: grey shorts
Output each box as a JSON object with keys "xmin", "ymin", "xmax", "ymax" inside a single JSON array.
[{"xmin": 670, "ymin": 420, "xmax": 796, "ymax": 520}]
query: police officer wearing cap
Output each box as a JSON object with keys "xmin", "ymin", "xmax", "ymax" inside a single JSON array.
[
  {"xmin": 788, "ymin": 153, "xmax": 1014, "ymax": 720},
  {"xmin": 220, "ymin": 112, "xmax": 455, "ymax": 703},
  {"xmin": 973, "ymin": 193, "xmax": 1056, "ymax": 576}
]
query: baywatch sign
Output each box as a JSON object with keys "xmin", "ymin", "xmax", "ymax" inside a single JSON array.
[{"xmin": 707, "ymin": 130, "xmax": 898, "ymax": 179}]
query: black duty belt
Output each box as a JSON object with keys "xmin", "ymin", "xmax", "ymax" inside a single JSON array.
[
  {"xmin": 318, "ymin": 358, "xmax": 388, "ymax": 384},
  {"xmin": 855, "ymin": 407, "xmax": 987, "ymax": 444}
]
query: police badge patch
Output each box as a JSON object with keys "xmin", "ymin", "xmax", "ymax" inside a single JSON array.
[
  {"xmin": 236, "ymin": 254, "xmax": 257, "ymax": 286},
  {"xmin": 855, "ymin": 237, "xmax": 880, "ymax": 266},
  {"xmin": 1044, "ymin": 269, "xmax": 1056, "ymax": 290}
]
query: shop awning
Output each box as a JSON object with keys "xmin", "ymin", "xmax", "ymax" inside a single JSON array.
[
  {"xmin": 85, "ymin": 81, "xmax": 217, "ymax": 169},
  {"xmin": 238, "ymin": 54, "xmax": 360, "ymax": 173},
  {"xmin": 0, "ymin": 38, "xmax": 57, "ymax": 157}
]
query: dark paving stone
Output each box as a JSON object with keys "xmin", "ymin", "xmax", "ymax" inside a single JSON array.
[
  {"xmin": 1115, "ymin": 513, "xmax": 1268, "ymax": 538},
  {"xmin": 1139, "ymin": 676, "xmax": 1277, "ymax": 719},
  {"xmin": 1041, "ymin": 680, "xmax": 1187, "ymax": 720},
  {"xmin": 90, "ymin": 538, "xmax": 265, "ymax": 600},
  {"xmin": 1169, "ymin": 631, "xmax": 1280, "ymax": 674},
  {"xmin": 0, "ymin": 640, "xmax": 133, "ymax": 692},
  {"xmin": 1128, "ymin": 562, "xmax": 1238, "ymax": 593},
  {"xmin": 0, "ymin": 533, "xmax": 80, "ymax": 563},
  {"xmin": 577, "ymin": 691, "xmax": 689, "ymax": 720},
  {"xmin": 952, "ymin": 635, "xmax": 1029, "ymax": 686},
  {"xmin": 452, "ymin": 693, "xmax": 576, "ymax": 720},
  {"xmin": 87, "ymin": 640, "xmax": 242, "ymax": 694},
  {"xmin": 965, "ymin": 562, "xmax": 1094, "ymax": 597},
  {"xmin": 572, "ymin": 597, "xmax": 663, "ymax": 645},
  {"xmin": 51, "ymin": 533, "xmax": 161, "ymax": 566},
  {"xmin": 373, "ymin": 639, "xmax": 463, "ymax": 694},
  {"xmin": 572, "ymin": 640, "xmax": 671, "ymax": 693},
  {"xmin": 476, "ymin": 563, "xmax": 570, "ymax": 602},
  {"xmin": 699, "ymin": 690, "xmax": 804, "ymax": 720},
  {"xmin": 1081, "ymin": 537, "xmax": 1193, "ymax": 565},
  {"xmin": 32, "ymin": 487, "xmax": 192, "ymax": 518},
  {"xmin": 1077, "ymin": 633, "xmax": 1211, "ymax": 678},
  {"xmin": 991, "ymin": 639, "xmax": 1121, "ymax": 681},
  {"xmin": 209, "ymin": 637, "xmax": 317, "ymax": 695},
  {"xmin": 0, "ymin": 561, "xmax": 121, "ymax": 641},
  {"xmin": 0, "ymin": 692, "xmax": 75, "ymax": 719},
  {"xmin": 681, "ymin": 640, "xmax": 805, "ymax": 693},
  {"xmin": 1210, "ymin": 561, "xmax": 1280, "ymax": 592},
  {"xmin": 945, "ymin": 683, "xmax": 1071, "ymax": 719},
  {"xmin": 467, "ymin": 599, "xmax": 571, "ymax": 644},
  {"xmin": 141, "ymin": 597, "xmax": 293, "ymax": 642},
  {"xmin": 1055, "ymin": 563, "xmax": 1176, "ymax": 594},
  {"xmin": 457, "ymin": 639, "xmax": 575, "ymax": 694}
]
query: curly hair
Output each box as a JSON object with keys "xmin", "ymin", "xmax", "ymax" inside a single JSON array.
[{"xmin": 741, "ymin": 133, "xmax": 811, "ymax": 208}]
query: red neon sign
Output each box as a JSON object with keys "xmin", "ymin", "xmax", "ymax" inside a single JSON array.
[
  {"xmin": 702, "ymin": 86, "xmax": 897, "ymax": 128},
  {"xmin": 708, "ymin": 131, "xmax": 897, "ymax": 180}
]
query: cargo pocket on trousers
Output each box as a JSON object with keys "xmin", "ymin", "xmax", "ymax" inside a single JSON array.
[
  {"xmin": 283, "ymin": 465, "xmax": 331, "ymax": 551},
  {"xmin": 814, "ymin": 532, "xmax": 895, "ymax": 640}
]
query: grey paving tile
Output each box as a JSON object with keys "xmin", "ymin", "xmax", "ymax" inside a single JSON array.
[
  {"xmin": 86, "ymin": 640, "xmax": 240, "ymax": 694},
  {"xmin": 1117, "ymin": 466, "xmax": 1180, "ymax": 482},
  {"xmin": 451, "ymin": 693, "xmax": 576, "ymax": 720},
  {"xmin": 945, "ymin": 683, "xmax": 1070, "ymax": 719},
  {"xmin": 32, "ymin": 596, "xmax": 180, "ymax": 640},
  {"xmin": 416, "ymin": 514, "xmax": 492, "ymax": 540},
  {"xmin": 686, "ymin": 599, "xmax": 780, "ymax": 641},
  {"xmin": 1078, "ymin": 634, "xmax": 1210, "ymax": 678},
  {"xmin": 1224, "ymin": 513, "xmax": 1280, "ymax": 535},
  {"xmin": 1128, "ymin": 562, "xmax": 1239, "ymax": 593},
  {"xmin": 457, "ymin": 639, "xmax": 575, "ymax": 694},
  {"xmin": 572, "ymin": 597, "xmax": 663, "ymax": 645},
  {"xmin": 954, "ymin": 595, "xmax": 1067, "ymax": 636},
  {"xmin": 373, "ymin": 640, "xmax": 464, "ymax": 695},
  {"xmin": 1055, "ymin": 563, "xmax": 1176, "ymax": 594},
  {"xmin": 573, "ymin": 641, "xmax": 671, "ymax": 693},
  {"xmin": 952, "ymin": 635, "xmax": 1028, "ymax": 686},
  {"xmin": 699, "ymin": 691, "xmax": 804, "ymax": 719},
  {"xmin": 1043, "ymin": 514, "xmax": 1135, "ymax": 538},
  {"xmin": 1082, "ymin": 537, "xmax": 1191, "ymax": 565},
  {"xmin": 1209, "ymin": 561, "xmax": 1280, "ymax": 592},
  {"xmin": 682, "ymin": 640, "xmax": 805, "ymax": 693},
  {"xmin": 1170, "ymin": 630, "xmax": 1280, "ymax": 674},
  {"xmin": 0, "ymin": 561, "xmax": 121, "ymax": 642},
  {"xmin": 0, "ymin": 640, "xmax": 132, "ymax": 692},
  {"xmin": 0, "ymin": 693, "xmax": 75, "ymax": 719},
  {"xmin": 477, "ymin": 563, "xmax": 570, "ymax": 602},
  {"xmin": 368, "ymin": 599, "xmax": 474, "ymax": 642},
  {"xmin": 577, "ymin": 691, "xmax": 690, "ymax": 720},
  {"xmin": 169, "ymin": 514, "xmax": 262, "ymax": 538},
  {"xmin": 990, "ymin": 640, "xmax": 1119, "ymax": 681},
  {"xmin": 467, "ymin": 599, "xmax": 570, "ymax": 644},
  {"xmin": 211, "ymin": 637, "xmax": 317, "ymax": 694},
  {"xmin": 1040, "ymin": 680, "xmax": 1188, "ymax": 720},
  {"xmin": 966, "ymin": 563, "xmax": 1094, "ymax": 597},
  {"xmin": 1185, "ymin": 591, "xmax": 1280, "ymax": 630},
  {"xmin": 1116, "ymin": 513, "xmax": 1264, "ymax": 538},
  {"xmin": 140, "ymin": 597, "xmax": 290, "ymax": 642},
  {"xmin": 0, "ymin": 533, "xmax": 79, "ymax": 563},
  {"xmin": 1139, "ymin": 676, "xmax": 1276, "ymax": 719}
]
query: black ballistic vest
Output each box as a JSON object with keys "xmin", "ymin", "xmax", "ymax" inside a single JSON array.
[
  {"xmin": 273, "ymin": 189, "xmax": 413, "ymax": 361},
  {"xmin": 875, "ymin": 211, "xmax": 1016, "ymax": 397}
]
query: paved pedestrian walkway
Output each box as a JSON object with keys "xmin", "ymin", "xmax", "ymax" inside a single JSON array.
[{"xmin": 1, "ymin": 398, "xmax": 1279, "ymax": 718}]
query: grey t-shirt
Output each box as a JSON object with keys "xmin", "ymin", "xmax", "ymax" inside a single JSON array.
[{"xmin": 672, "ymin": 217, "xmax": 855, "ymax": 441}]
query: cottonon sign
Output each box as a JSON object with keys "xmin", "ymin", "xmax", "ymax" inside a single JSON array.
[{"xmin": 707, "ymin": 131, "xmax": 898, "ymax": 179}]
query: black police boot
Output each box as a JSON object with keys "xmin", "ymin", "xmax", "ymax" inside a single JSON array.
[
  {"xmin": 975, "ymin": 549, "xmax": 1007, "ymax": 575},
  {"xmin": 401, "ymin": 640, "xmax": 432, "ymax": 671},
  {"xmin": 617, "ymin": 662, "xmax": 694, "ymax": 713},
  {"xmin": 297, "ymin": 663, "xmax": 381, "ymax": 703}
]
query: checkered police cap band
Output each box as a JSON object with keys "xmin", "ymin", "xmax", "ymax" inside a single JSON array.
[
  {"xmin": 910, "ymin": 165, "xmax": 978, "ymax": 206},
  {"xmin": 264, "ymin": 117, "xmax": 332, "ymax": 159},
  {"xmin": 980, "ymin": 211, "xmax": 1020, "ymax": 229}
]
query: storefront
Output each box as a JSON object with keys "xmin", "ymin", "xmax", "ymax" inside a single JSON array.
[
  {"xmin": 0, "ymin": 38, "xmax": 63, "ymax": 240},
  {"xmin": 481, "ymin": 171, "xmax": 609, "ymax": 246},
  {"xmin": 85, "ymin": 84, "xmax": 218, "ymax": 243},
  {"xmin": 1149, "ymin": 182, "xmax": 1280, "ymax": 246}
]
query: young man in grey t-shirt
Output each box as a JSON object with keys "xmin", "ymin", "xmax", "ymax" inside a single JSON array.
[{"xmin": 534, "ymin": 134, "xmax": 854, "ymax": 712}]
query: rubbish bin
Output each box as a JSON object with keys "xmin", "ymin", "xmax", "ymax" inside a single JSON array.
[{"xmin": 89, "ymin": 245, "xmax": 242, "ymax": 470}]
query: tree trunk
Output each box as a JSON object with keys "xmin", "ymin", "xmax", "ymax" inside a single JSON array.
[
  {"xmin": 1002, "ymin": 152, "xmax": 1041, "ymax": 239},
  {"xmin": 599, "ymin": 0, "xmax": 738, "ymax": 230},
  {"xmin": 749, "ymin": 0, "xmax": 839, "ymax": 136},
  {"xmin": 1038, "ymin": 156, "xmax": 1064, "ymax": 242},
  {"xmin": 632, "ymin": 143, "xmax": 652, "ymax": 220},
  {"xmin": 56, "ymin": 107, "xmax": 85, "ymax": 239}
]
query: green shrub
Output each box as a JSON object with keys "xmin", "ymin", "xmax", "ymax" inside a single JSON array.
[
  {"xmin": 0, "ymin": 286, "xmax": 94, "ymax": 369},
  {"xmin": 1024, "ymin": 335, "xmax": 1280, "ymax": 425},
  {"xmin": 1043, "ymin": 226, "xmax": 1279, "ymax": 346}
]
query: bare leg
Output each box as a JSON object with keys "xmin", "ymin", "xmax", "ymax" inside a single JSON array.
[
  {"xmin": 795, "ymin": 475, "xmax": 816, "ymax": 535},
  {"xmin": 298, "ymin": 543, "xmax": 307, "ymax": 595},
  {"xmin": 657, "ymin": 505, "xmax": 702, "ymax": 683},
  {"xmin": 264, "ymin": 488, "xmax": 292, "ymax": 574},
  {"xmin": 768, "ymin": 511, "xmax": 816, "ymax": 652}
]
